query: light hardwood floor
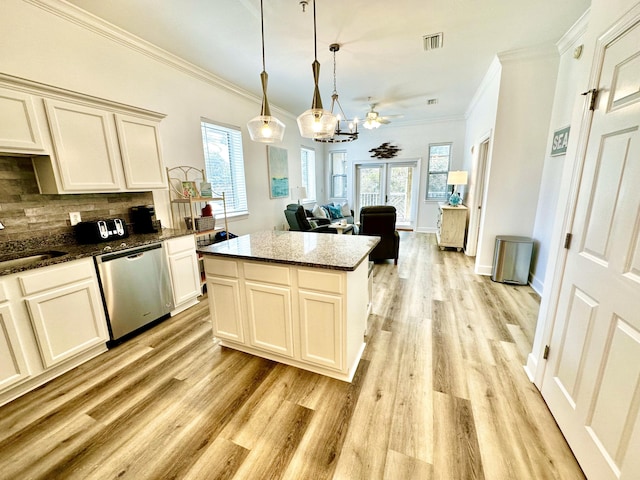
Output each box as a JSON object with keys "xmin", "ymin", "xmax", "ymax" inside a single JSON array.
[{"xmin": 0, "ymin": 232, "xmax": 585, "ymax": 480}]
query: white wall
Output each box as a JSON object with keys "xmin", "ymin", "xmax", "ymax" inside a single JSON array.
[
  {"xmin": 463, "ymin": 57, "xmax": 502, "ymax": 256},
  {"xmin": 325, "ymin": 118, "xmax": 466, "ymax": 232},
  {"xmin": 529, "ymin": 13, "xmax": 590, "ymax": 294},
  {"xmin": 473, "ymin": 48, "xmax": 560, "ymax": 275},
  {"xmin": 0, "ymin": 0, "xmax": 322, "ymax": 235}
]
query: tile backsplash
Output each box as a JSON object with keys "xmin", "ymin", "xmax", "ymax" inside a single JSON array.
[{"xmin": 0, "ymin": 156, "xmax": 153, "ymax": 244}]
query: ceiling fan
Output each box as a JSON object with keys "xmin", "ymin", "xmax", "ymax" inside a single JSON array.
[{"xmin": 363, "ymin": 103, "xmax": 393, "ymax": 129}]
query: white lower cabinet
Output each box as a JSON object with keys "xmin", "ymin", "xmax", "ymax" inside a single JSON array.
[
  {"xmin": 246, "ymin": 282, "xmax": 294, "ymax": 358},
  {"xmin": 165, "ymin": 235, "xmax": 200, "ymax": 315},
  {"xmin": 0, "ymin": 258, "xmax": 109, "ymax": 407},
  {"xmin": 298, "ymin": 290, "xmax": 343, "ymax": 370},
  {"xmin": 0, "ymin": 302, "xmax": 31, "ymax": 391},
  {"xmin": 204, "ymin": 255, "xmax": 368, "ymax": 381}
]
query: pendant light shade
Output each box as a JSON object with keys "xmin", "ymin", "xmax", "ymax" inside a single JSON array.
[
  {"xmin": 297, "ymin": 0, "xmax": 337, "ymax": 139},
  {"xmin": 247, "ymin": 0, "xmax": 285, "ymax": 143}
]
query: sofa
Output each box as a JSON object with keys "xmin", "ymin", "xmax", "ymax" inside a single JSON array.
[
  {"xmin": 359, "ymin": 205, "xmax": 400, "ymax": 264},
  {"xmin": 284, "ymin": 204, "xmax": 335, "ymax": 233},
  {"xmin": 309, "ymin": 202, "xmax": 358, "ymax": 233}
]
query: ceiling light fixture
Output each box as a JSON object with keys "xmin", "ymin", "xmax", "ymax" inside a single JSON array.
[
  {"xmin": 315, "ymin": 43, "xmax": 358, "ymax": 144},
  {"xmin": 247, "ymin": 0, "xmax": 285, "ymax": 143},
  {"xmin": 297, "ymin": 0, "xmax": 337, "ymax": 139}
]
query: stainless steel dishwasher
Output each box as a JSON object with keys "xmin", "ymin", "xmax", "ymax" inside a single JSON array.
[{"xmin": 95, "ymin": 243, "xmax": 173, "ymax": 342}]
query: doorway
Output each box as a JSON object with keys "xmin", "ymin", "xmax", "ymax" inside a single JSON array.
[
  {"xmin": 355, "ymin": 161, "xmax": 418, "ymax": 228},
  {"xmin": 466, "ymin": 137, "xmax": 490, "ymax": 256}
]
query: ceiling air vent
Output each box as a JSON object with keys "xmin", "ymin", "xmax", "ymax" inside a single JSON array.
[
  {"xmin": 427, "ymin": 98, "xmax": 438, "ymax": 105},
  {"xmin": 423, "ymin": 32, "xmax": 443, "ymax": 51}
]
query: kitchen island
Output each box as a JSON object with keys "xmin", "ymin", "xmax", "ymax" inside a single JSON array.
[{"xmin": 198, "ymin": 230, "xmax": 379, "ymax": 382}]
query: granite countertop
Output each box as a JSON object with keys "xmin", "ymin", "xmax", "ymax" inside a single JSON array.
[
  {"xmin": 0, "ymin": 228, "xmax": 193, "ymax": 277},
  {"xmin": 197, "ymin": 230, "xmax": 380, "ymax": 271}
]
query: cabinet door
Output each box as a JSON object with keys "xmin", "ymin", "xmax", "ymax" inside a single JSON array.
[
  {"xmin": 207, "ymin": 277, "xmax": 244, "ymax": 342},
  {"xmin": 115, "ymin": 114, "xmax": 166, "ymax": 190},
  {"xmin": 0, "ymin": 87, "xmax": 45, "ymax": 153},
  {"xmin": 0, "ymin": 304, "xmax": 31, "ymax": 392},
  {"xmin": 44, "ymin": 99, "xmax": 121, "ymax": 192},
  {"xmin": 245, "ymin": 282, "xmax": 294, "ymax": 358},
  {"xmin": 25, "ymin": 279, "xmax": 108, "ymax": 368},
  {"xmin": 298, "ymin": 291, "xmax": 343, "ymax": 370},
  {"xmin": 168, "ymin": 249, "xmax": 201, "ymax": 306}
]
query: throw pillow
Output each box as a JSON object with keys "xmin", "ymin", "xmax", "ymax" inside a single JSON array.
[
  {"xmin": 340, "ymin": 202, "xmax": 351, "ymax": 217},
  {"xmin": 327, "ymin": 204, "xmax": 343, "ymax": 219},
  {"xmin": 312, "ymin": 204, "xmax": 327, "ymax": 218}
]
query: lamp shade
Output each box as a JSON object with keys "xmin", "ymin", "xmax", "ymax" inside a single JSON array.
[
  {"xmin": 447, "ymin": 170, "xmax": 468, "ymax": 185},
  {"xmin": 247, "ymin": 114, "xmax": 285, "ymax": 143},
  {"xmin": 297, "ymin": 108, "xmax": 338, "ymax": 139}
]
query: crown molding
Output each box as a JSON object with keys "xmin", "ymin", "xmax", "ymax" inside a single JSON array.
[
  {"xmin": 556, "ymin": 8, "xmax": 590, "ymax": 55},
  {"xmin": 497, "ymin": 43, "xmax": 559, "ymax": 64},
  {"xmin": 465, "ymin": 56, "xmax": 502, "ymax": 120},
  {"xmin": 23, "ymin": 0, "xmax": 295, "ymax": 119}
]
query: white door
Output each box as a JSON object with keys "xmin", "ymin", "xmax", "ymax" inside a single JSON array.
[{"xmin": 541, "ymin": 14, "xmax": 640, "ymax": 480}]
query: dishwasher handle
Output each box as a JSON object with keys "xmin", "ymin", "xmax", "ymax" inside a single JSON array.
[{"xmin": 96, "ymin": 243, "xmax": 162, "ymax": 264}]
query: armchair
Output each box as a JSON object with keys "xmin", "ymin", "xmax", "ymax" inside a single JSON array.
[
  {"xmin": 284, "ymin": 204, "xmax": 334, "ymax": 233},
  {"xmin": 359, "ymin": 205, "xmax": 400, "ymax": 264}
]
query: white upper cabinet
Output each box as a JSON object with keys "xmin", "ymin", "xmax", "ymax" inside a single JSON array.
[
  {"xmin": 44, "ymin": 99, "xmax": 122, "ymax": 192},
  {"xmin": 115, "ymin": 114, "xmax": 167, "ymax": 189},
  {"xmin": 0, "ymin": 87, "xmax": 45, "ymax": 153},
  {"xmin": 0, "ymin": 74, "xmax": 167, "ymax": 194}
]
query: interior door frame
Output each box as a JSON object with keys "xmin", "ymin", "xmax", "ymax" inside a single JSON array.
[
  {"xmin": 466, "ymin": 133, "xmax": 491, "ymax": 257},
  {"xmin": 531, "ymin": 3, "xmax": 640, "ymax": 388},
  {"xmin": 353, "ymin": 158, "xmax": 420, "ymax": 227}
]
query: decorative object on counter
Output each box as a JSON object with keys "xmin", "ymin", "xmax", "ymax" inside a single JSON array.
[
  {"xmin": 296, "ymin": 0, "xmax": 337, "ymax": 139},
  {"xmin": 199, "ymin": 181, "xmax": 212, "ymax": 197},
  {"xmin": 314, "ymin": 44, "xmax": 358, "ymax": 144},
  {"xmin": 369, "ymin": 142, "xmax": 401, "ymax": 159},
  {"xmin": 446, "ymin": 170, "xmax": 468, "ymax": 206},
  {"xmin": 247, "ymin": 0, "xmax": 285, "ymax": 143},
  {"xmin": 267, "ymin": 145, "xmax": 289, "ymax": 198},
  {"xmin": 181, "ymin": 181, "xmax": 199, "ymax": 198}
]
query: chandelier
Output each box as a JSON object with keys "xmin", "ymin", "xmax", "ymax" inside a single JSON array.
[{"xmin": 315, "ymin": 43, "xmax": 359, "ymax": 143}]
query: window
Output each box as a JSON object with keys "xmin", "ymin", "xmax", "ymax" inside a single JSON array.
[
  {"xmin": 426, "ymin": 143, "xmax": 452, "ymax": 199},
  {"xmin": 300, "ymin": 147, "xmax": 316, "ymax": 203},
  {"xmin": 331, "ymin": 151, "xmax": 348, "ymax": 198},
  {"xmin": 201, "ymin": 120, "xmax": 248, "ymax": 215}
]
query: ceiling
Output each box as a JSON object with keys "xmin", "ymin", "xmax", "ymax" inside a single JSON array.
[{"xmin": 63, "ymin": 0, "xmax": 591, "ymax": 126}]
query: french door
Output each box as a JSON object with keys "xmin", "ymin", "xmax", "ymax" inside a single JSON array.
[{"xmin": 355, "ymin": 161, "xmax": 417, "ymax": 228}]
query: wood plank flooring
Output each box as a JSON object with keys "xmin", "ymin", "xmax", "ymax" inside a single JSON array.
[{"xmin": 0, "ymin": 232, "xmax": 586, "ymax": 479}]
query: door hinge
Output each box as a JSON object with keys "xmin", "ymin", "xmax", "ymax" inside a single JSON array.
[
  {"xmin": 581, "ymin": 88, "xmax": 598, "ymax": 111},
  {"xmin": 564, "ymin": 233, "xmax": 573, "ymax": 249},
  {"xmin": 543, "ymin": 345, "xmax": 550, "ymax": 360}
]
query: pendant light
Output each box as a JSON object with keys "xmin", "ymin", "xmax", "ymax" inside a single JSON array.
[
  {"xmin": 296, "ymin": 0, "xmax": 337, "ymax": 139},
  {"xmin": 315, "ymin": 43, "xmax": 358, "ymax": 143},
  {"xmin": 247, "ymin": 0, "xmax": 285, "ymax": 143}
]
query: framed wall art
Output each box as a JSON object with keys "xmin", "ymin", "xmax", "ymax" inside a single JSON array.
[{"xmin": 267, "ymin": 145, "xmax": 289, "ymax": 198}]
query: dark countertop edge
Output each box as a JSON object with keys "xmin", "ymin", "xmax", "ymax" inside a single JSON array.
[{"xmin": 0, "ymin": 229, "xmax": 194, "ymax": 277}]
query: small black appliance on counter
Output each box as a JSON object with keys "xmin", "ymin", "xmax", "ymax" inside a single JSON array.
[
  {"xmin": 130, "ymin": 205, "xmax": 159, "ymax": 233},
  {"xmin": 75, "ymin": 218, "xmax": 129, "ymax": 244}
]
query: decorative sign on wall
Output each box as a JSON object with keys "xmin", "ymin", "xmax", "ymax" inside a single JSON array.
[
  {"xmin": 551, "ymin": 125, "xmax": 570, "ymax": 156},
  {"xmin": 369, "ymin": 142, "xmax": 401, "ymax": 159}
]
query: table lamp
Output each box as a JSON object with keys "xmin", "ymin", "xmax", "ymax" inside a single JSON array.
[
  {"xmin": 447, "ymin": 170, "xmax": 468, "ymax": 206},
  {"xmin": 292, "ymin": 186, "xmax": 308, "ymax": 205}
]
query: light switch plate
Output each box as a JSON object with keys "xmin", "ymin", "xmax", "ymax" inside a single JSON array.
[{"xmin": 69, "ymin": 212, "xmax": 81, "ymax": 226}]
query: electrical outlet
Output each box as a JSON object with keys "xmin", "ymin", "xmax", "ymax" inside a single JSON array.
[{"xmin": 69, "ymin": 212, "xmax": 82, "ymax": 226}]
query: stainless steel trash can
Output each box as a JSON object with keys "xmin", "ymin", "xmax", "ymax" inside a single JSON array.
[{"xmin": 491, "ymin": 236, "xmax": 534, "ymax": 285}]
